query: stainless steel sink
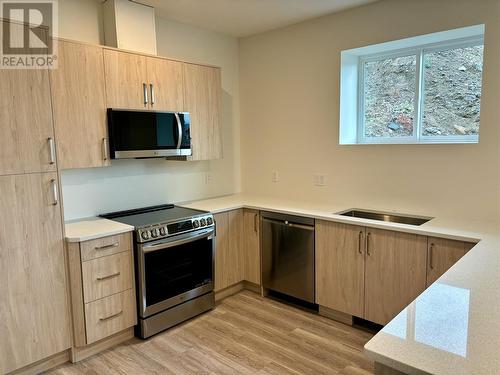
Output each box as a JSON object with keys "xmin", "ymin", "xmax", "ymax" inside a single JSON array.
[{"xmin": 336, "ymin": 209, "xmax": 433, "ymax": 226}]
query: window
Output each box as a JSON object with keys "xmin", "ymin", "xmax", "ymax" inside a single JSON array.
[{"xmin": 339, "ymin": 25, "xmax": 485, "ymax": 144}]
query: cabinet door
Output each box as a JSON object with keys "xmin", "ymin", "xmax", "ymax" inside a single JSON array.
[
  {"xmin": 214, "ymin": 210, "xmax": 244, "ymax": 291},
  {"xmin": 243, "ymin": 209, "xmax": 261, "ymax": 285},
  {"xmin": 426, "ymin": 237, "xmax": 475, "ymax": 286},
  {"xmin": 364, "ymin": 228, "xmax": 427, "ymax": 325},
  {"xmin": 0, "ymin": 173, "xmax": 70, "ymax": 374},
  {"xmin": 103, "ymin": 49, "xmax": 148, "ymax": 109},
  {"xmin": 316, "ymin": 221, "xmax": 365, "ymax": 317},
  {"xmin": 183, "ymin": 64, "xmax": 222, "ymax": 160},
  {"xmin": 146, "ymin": 57, "xmax": 184, "ymax": 111},
  {"xmin": 50, "ymin": 41, "xmax": 109, "ymax": 169},
  {"xmin": 0, "ymin": 62, "xmax": 55, "ymax": 175}
]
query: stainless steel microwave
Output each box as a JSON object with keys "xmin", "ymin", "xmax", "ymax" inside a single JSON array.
[{"xmin": 107, "ymin": 109, "xmax": 191, "ymax": 159}]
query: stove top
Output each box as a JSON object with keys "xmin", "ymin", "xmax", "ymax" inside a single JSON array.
[{"xmin": 100, "ymin": 204, "xmax": 214, "ymax": 242}]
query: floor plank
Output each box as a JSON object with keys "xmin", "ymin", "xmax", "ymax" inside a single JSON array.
[{"xmin": 46, "ymin": 291, "xmax": 374, "ymax": 374}]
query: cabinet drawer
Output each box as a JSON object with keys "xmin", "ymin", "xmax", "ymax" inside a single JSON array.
[
  {"xmin": 84, "ymin": 289, "xmax": 137, "ymax": 344},
  {"xmin": 82, "ymin": 251, "xmax": 134, "ymax": 303},
  {"xmin": 80, "ymin": 232, "xmax": 132, "ymax": 261}
]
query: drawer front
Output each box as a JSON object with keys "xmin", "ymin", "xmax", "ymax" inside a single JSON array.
[
  {"xmin": 85, "ymin": 289, "xmax": 137, "ymax": 344},
  {"xmin": 82, "ymin": 251, "xmax": 134, "ymax": 303},
  {"xmin": 80, "ymin": 232, "xmax": 132, "ymax": 261}
]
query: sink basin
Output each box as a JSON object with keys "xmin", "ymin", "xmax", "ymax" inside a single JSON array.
[{"xmin": 336, "ymin": 209, "xmax": 433, "ymax": 226}]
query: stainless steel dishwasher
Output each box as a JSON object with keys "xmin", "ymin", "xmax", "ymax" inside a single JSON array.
[{"xmin": 261, "ymin": 211, "xmax": 315, "ymax": 303}]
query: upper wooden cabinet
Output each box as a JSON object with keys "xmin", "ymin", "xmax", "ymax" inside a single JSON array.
[
  {"xmin": 0, "ymin": 61, "xmax": 56, "ymax": 175},
  {"xmin": 104, "ymin": 49, "xmax": 148, "ymax": 110},
  {"xmin": 50, "ymin": 41, "xmax": 110, "ymax": 169},
  {"xmin": 214, "ymin": 210, "xmax": 244, "ymax": 291},
  {"xmin": 0, "ymin": 172, "xmax": 70, "ymax": 374},
  {"xmin": 426, "ymin": 237, "xmax": 475, "ymax": 286},
  {"xmin": 364, "ymin": 228, "xmax": 427, "ymax": 325},
  {"xmin": 316, "ymin": 221, "xmax": 365, "ymax": 318},
  {"xmin": 146, "ymin": 57, "xmax": 185, "ymax": 111},
  {"xmin": 184, "ymin": 64, "xmax": 223, "ymax": 161}
]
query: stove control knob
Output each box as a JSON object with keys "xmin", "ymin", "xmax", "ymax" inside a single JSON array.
[
  {"xmin": 206, "ymin": 217, "xmax": 213, "ymax": 225},
  {"xmin": 200, "ymin": 218, "xmax": 207, "ymax": 227},
  {"xmin": 151, "ymin": 228, "xmax": 159, "ymax": 238},
  {"xmin": 141, "ymin": 231, "xmax": 150, "ymax": 240},
  {"xmin": 193, "ymin": 220, "xmax": 200, "ymax": 228},
  {"xmin": 159, "ymin": 227, "xmax": 166, "ymax": 236}
]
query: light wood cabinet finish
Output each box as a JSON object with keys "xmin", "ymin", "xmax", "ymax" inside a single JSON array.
[
  {"xmin": 80, "ymin": 232, "xmax": 132, "ymax": 261},
  {"xmin": 50, "ymin": 40, "xmax": 109, "ymax": 169},
  {"xmin": 0, "ymin": 59, "xmax": 55, "ymax": 175},
  {"xmin": 0, "ymin": 173, "xmax": 70, "ymax": 374},
  {"xmin": 214, "ymin": 210, "xmax": 244, "ymax": 291},
  {"xmin": 103, "ymin": 49, "xmax": 148, "ymax": 109},
  {"xmin": 146, "ymin": 57, "xmax": 185, "ymax": 111},
  {"xmin": 243, "ymin": 209, "xmax": 261, "ymax": 285},
  {"xmin": 426, "ymin": 237, "xmax": 475, "ymax": 286},
  {"xmin": 364, "ymin": 228, "xmax": 427, "ymax": 325},
  {"xmin": 84, "ymin": 289, "xmax": 137, "ymax": 345},
  {"xmin": 82, "ymin": 251, "xmax": 134, "ymax": 303},
  {"xmin": 316, "ymin": 221, "xmax": 366, "ymax": 317},
  {"xmin": 183, "ymin": 64, "xmax": 222, "ymax": 160}
]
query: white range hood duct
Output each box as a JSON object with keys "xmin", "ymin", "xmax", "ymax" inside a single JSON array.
[{"xmin": 103, "ymin": 0, "xmax": 157, "ymax": 55}]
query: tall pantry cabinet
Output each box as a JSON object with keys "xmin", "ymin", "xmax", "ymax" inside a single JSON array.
[{"xmin": 0, "ymin": 21, "xmax": 70, "ymax": 375}]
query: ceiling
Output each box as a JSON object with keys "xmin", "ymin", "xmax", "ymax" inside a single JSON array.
[{"xmin": 137, "ymin": 0, "xmax": 376, "ymax": 37}]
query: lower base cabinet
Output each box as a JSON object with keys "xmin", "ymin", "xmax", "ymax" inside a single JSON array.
[{"xmin": 316, "ymin": 220, "xmax": 475, "ymax": 326}]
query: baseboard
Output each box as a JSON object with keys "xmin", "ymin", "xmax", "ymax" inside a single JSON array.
[
  {"xmin": 318, "ymin": 305, "xmax": 353, "ymax": 326},
  {"xmin": 215, "ymin": 281, "xmax": 262, "ymax": 302},
  {"xmin": 7, "ymin": 350, "xmax": 70, "ymax": 375},
  {"xmin": 70, "ymin": 327, "xmax": 134, "ymax": 363}
]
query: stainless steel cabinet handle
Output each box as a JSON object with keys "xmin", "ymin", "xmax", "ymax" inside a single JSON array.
[
  {"xmin": 150, "ymin": 83, "xmax": 155, "ymax": 105},
  {"xmin": 175, "ymin": 112, "xmax": 182, "ymax": 149},
  {"xmin": 102, "ymin": 138, "xmax": 108, "ymax": 161},
  {"xmin": 50, "ymin": 179, "xmax": 58, "ymax": 205},
  {"xmin": 94, "ymin": 242, "xmax": 119, "ymax": 250},
  {"xmin": 97, "ymin": 271, "xmax": 121, "ymax": 281},
  {"xmin": 358, "ymin": 231, "xmax": 363, "ymax": 254},
  {"xmin": 429, "ymin": 243, "xmax": 435, "ymax": 269},
  {"xmin": 143, "ymin": 83, "xmax": 148, "ymax": 105},
  {"xmin": 48, "ymin": 137, "xmax": 56, "ymax": 165},
  {"xmin": 99, "ymin": 310, "xmax": 123, "ymax": 322},
  {"xmin": 366, "ymin": 232, "xmax": 371, "ymax": 256},
  {"xmin": 254, "ymin": 213, "xmax": 258, "ymax": 232}
]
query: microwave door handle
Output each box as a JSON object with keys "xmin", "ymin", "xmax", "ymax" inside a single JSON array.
[{"xmin": 174, "ymin": 112, "xmax": 182, "ymax": 149}]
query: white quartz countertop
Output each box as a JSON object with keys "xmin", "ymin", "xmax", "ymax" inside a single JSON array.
[
  {"xmin": 180, "ymin": 193, "xmax": 500, "ymax": 375},
  {"xmin": 65, "ymin": 217, "xmax": 134, "ymax": 242}
]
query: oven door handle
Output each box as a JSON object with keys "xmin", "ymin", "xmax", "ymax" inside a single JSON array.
[{"xmin": 141, "ymin": 229, "xmax": 214, "ymax": 253}]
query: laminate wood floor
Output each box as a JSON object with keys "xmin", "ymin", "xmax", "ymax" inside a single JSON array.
[{"xmin": 46, "ymin": 291, "xmax": 374, "ymax": 375}]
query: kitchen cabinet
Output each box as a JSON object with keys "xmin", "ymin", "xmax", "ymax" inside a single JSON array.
[
  {"xmin": 316, "ymin": 221, "xmax": 365, "ymax": 318},
  {"xmin": 67, "ymin": 232, "xmax": 136, "ymax": 348},
  {"xmin": 50, "ymin": 40, "xmax": 109, "ymax": 169},
  {"xmin": 104, "ymin": 49, "xmax": 148, "ymax": 109},
  {"xmin": 364, "ymin": 228, "xmax": 427, "ymax": 325},
  {"xmin": 146, "ymin": 57, "xmax": 185, "ymax": 111},
  {"xmin": 0, "ymin": 172, "xmax": 70, "ymax": 374},
  {"xmin": 0, "ymin": 50, "xmax": 56, "ymax": 175},
  {"xmin": 426, "ymin": 237, "xmax": 475, "ymax": 286},
  {"xmin": 183, "ymin": 63, "xmax": 223, "ymax": 160},
  {"xmin": 214, "ymin": 210, "xmax": 244, "ymax": 291},
  {"xmin": 243, "ymin": 209, "xmax": 261, "ymax": 285}
]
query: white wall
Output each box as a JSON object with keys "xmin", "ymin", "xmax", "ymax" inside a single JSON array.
[
  {"xmin": 58, "ymin": 1, "xmax": 240, "ymax": 220},
  {"xmin": 239, "ymin": 0, "xmax": 500, "ymax": 221}
]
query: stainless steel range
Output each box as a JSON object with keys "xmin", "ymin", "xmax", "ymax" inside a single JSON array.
[{"xmin": 100, "ymin": 204, "xmax": 215, "ymax": 338}]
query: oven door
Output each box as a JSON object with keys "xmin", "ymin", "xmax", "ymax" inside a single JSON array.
[{"xmin": 137, "ymin": 228, "xmax": 214, "ymax": 318}]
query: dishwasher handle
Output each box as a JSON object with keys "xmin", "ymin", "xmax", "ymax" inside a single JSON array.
[{"xmin": 261, "ymin": 217, "xmax": 314, "ymax": 231}]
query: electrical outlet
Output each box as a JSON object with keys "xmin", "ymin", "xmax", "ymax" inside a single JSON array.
[
  {"xmin": 205, "ymin": 172, "xmax": 212, "ymax": 185},
  {"xmin": 314, "ymin": 174, "xmax": 327, "ymax": 186},
  {"xmin": 272, "ymin": 170, "xmax": 280, "ymax": 183}
]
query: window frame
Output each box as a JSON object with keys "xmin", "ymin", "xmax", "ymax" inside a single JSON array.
[{"xmin": 357, "ymin": 35, "xmax": 484, "ymax": 145}]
